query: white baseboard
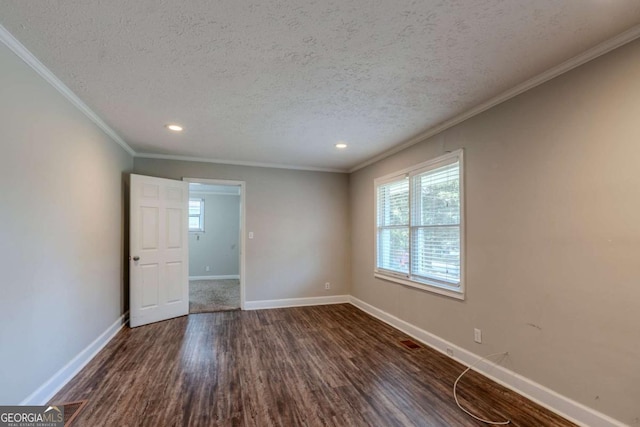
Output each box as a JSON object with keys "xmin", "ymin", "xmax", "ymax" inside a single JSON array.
[
  {"xmin": 19, "ymin": 312, "xmax": 129, "ymax": 406},
  {"xmin": 189, "ymin": 275, "xmax": 239, "ymax": 280},
  {"xmin": 244, "ymin": 295, "xmax": 350, "ymax": 310},
  {"xmin": 348, "ymin": 297, "xmax": 624, "ymax": 427},
  {"xmin": 14, "ymin": 296, "xmax": 622, "ymax": 426}
]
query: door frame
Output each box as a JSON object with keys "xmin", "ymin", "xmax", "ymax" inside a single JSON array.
[{"xmin": 183, "ymin": 177, "xmax": 246, "ymax": 310}]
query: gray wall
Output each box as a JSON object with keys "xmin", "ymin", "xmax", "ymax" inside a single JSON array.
[
  {"xmin": 350, "ymin": 39, "xmax": 640, "ymax": 424},
  {"xmin": 4, "ymin": 20, "xmax": 637, "ymax": 422},
  {"xmin": 134, "ymin": 159, "xmax": 351, "ymax": 301},
  {"xmin": 0, "ymin": 43, "xmax": 132, "ymax": 404},
  {"xmin": 189, "ymin": 193, "xmax": 240, "ymax": 277}
]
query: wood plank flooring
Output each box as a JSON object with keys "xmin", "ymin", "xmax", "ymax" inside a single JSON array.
[{"xmin": 51, "ymin": 304, "xmax": 576, "ymax": 427}]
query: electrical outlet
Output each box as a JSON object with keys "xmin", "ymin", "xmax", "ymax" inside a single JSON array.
[
  {"xmin": 474, "ymin": 328, "xmax": 482, "ymax": 343},
  {"xmin": 446, "ymin": 347, "xmax": 454, "ymax": 357},
  {"xmin": 205, "ymin": 266, "xmax": 210, "ymax": 272},
  {"xmin": 324, "ymin": 282, "xmax": 331, "ymax": 290},
  {"xmin": 248, "ymin": 232, "xmax": 254, "ymax": 239}
]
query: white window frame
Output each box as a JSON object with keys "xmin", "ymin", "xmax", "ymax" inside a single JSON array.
[
  {"xmin": 374, "ymin": 149, "xmax": 465, "ymax": 300},
  {"xmin": 188, "ymin": 197, "xmax": 205, "ymax": 232}
]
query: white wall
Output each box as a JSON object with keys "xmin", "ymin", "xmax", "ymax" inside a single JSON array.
[
  {"xmin": 349, "ymin": 39, "xmax": 640, "ymax": 424},
  {"xmin": 0, "ymin": 43, "xmax": 132, "ymax": 403},
  {"xmin": 189, "ymin": 192, "xmax": 240, "ymax": 277},
  {"xmin": 133, "ymin": 159, "xmax": 351, "ymax": 302}
]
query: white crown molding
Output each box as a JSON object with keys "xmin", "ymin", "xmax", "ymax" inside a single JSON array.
[
  {"xmin": 135, "ymin": 153, "xmax": 348, "ymax": 173},
  {"xmin": 0, "ymin": 24, "xmax": 136, "ymax": 157},
  {"xmin": 350, "ymin": 24, "xmax": 640, "ymax": 173},
  {"xmin": 5, "ymin": 19, "xmax": 638, "ymax": 174}
]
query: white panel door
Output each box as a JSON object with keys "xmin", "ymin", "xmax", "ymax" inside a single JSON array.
[{"xmin": 130, "ymin": 174, "xmax": 189, "ymax": 327}]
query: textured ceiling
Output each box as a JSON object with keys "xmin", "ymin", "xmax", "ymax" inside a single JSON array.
[{"xmin": 1, "ymin": 1, "xmax": 640, "ymax": 171}]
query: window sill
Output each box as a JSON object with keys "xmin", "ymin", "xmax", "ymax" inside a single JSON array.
[{"xmin": 374, "ymin": 272, "xmax": 465, "ymax": 300}]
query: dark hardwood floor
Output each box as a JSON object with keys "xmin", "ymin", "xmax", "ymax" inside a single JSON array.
[{"xmin": 51, "ymin": 304, "xmax": 575, "ymax": 426}]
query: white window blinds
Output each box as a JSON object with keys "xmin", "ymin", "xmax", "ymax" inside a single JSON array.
[
  {"xmin": 375, "ymin": 150, "xmax": 464, "ymax": 297},
  {"xmin": 411, "ymin": 162, "xmax": 460, "ymax": 284},
  {"xmin": 189, "ymin": 198, "xmax": 204, "ymax": 231},
  {"xmin": 376, "ymin": 178, "xmax": 409, "ymax": 275}
]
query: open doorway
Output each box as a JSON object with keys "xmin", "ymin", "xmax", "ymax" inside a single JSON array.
[{"xmin": 184, "ymin": 178, "xmax": 245, "ymax": 313}]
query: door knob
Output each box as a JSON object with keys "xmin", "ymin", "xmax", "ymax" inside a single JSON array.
[{"xmin": 133, "ymin": 256, "xmax": 140, "ymax": 261}]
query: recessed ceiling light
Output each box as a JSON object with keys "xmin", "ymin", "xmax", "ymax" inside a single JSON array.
[
  {"xmin": 335, "ymin": 142, "xmax": 348, "ymax": 149},
  {"xmin": 165, "ymin": 124, "xmax": 183, "ymax": 132}
]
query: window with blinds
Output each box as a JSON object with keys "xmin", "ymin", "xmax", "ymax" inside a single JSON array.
[
  {"xmin": 189, "ymin": 198, "xmax": 205, "ymax": 232},
  {"xmin": 375, "ymin": 150, "xmax": 464, "ymax": 298},
  {"xmin": 376, "ymin": 177, "xmax": 409, "ymax": 275}
]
